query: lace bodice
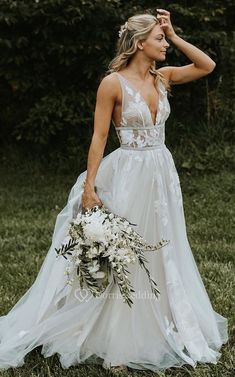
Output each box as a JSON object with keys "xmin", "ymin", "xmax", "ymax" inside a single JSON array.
[{"xmin": 112, "ymin": 72, "xmax": 170, "ymax": 150}]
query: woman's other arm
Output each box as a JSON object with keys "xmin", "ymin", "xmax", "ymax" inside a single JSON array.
[{"xmin": 82, "ymin": 75, "xmax": 118, "ymax": 209}]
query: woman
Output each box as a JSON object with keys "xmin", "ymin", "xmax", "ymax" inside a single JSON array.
[{"xmin": 0, "ymin": 9, "xmax": 228, "ymax": 374}]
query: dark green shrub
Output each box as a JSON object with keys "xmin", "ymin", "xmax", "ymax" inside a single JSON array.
[
  {"xmin": 0, "ymin": 0, "xmax": 234, "ymax": 153},
  {"xmin": 13, "ymin": 90, "xmax": 95, "ymax": 145}
]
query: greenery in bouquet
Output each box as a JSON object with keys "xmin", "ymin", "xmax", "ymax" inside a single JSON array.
[{"xmin": 55, "ymin": 205, "xmax": 169, "ymax": 307}]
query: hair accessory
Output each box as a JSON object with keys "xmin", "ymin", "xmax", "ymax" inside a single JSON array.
[{"xmin": 118, "ymin": 21, "xmax": 128, "ymax": 38}]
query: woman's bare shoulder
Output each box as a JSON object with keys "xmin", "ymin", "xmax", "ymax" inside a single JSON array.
[
  {"xmin": 97, "ymin": 72, "xmax": 120, "ymax": 99},
  {"xmin": 157, "ymin": 67, "xmax": 171, "ymax": 84}
]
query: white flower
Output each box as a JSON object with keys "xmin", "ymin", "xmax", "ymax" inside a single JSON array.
[
  {"xmin": 91, "ymin": 271, "xmax": 106, "ymax": 279},
  {"xmin": 87, "ymin": 246, "xmax": 100, "ymax": 259},
  {"xmin": 88, "ymin": 260, "xmax": 100, "ymax": 274},
  {"xmin": 117, "ymin": 248, "xmax": 128, "ymax": 257},
  {"xmin": 73, "ymin": 245, "xmax": 83, "ymax": 256},
  {"xmin": 90, "ymin": 211, "xmax": 105, "ymax": 222},
  {"xmin": 118, "ymin": 22, "xmax": 128, "ymax": 38},
  {"xmin": 83, "ymin": 222, "xmax": 106, "ymax": 243}
]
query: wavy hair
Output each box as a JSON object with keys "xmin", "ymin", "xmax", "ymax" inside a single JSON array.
[{"xmin": 106, "ymin": 13, "xmax": 170, "ymax": 91}]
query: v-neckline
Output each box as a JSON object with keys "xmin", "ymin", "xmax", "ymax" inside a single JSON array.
[{"xmin": 116, "ymin": 72, "xmax": 160, "ymax": 126}]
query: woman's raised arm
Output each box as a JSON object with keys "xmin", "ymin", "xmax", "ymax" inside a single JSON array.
[{"xmin": 157, "ymin": 9, "xmax": 216, "ymax": 84}]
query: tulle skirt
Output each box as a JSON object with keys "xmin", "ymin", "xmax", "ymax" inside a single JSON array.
[{"xmin": 0, "ymin": 144, "xmax": 228, "ymax": 372}]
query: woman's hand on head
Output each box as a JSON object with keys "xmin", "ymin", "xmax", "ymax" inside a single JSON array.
[
  {"xmin": 156, "ymin": 9, "xmax": 176, "ymax": 40},
  {"xmin": 81, "ymin": 188, "xmax": 103, "ymax": 211}
]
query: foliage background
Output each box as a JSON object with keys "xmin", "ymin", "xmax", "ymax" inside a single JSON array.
[{"xmin": 0, "ymin": 0, "xmax": 234, "ymax": 172}]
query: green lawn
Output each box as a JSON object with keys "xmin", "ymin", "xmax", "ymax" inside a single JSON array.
[{"xmin": 0, "ymin": 162, "xmax": 234, "ymax": 377}]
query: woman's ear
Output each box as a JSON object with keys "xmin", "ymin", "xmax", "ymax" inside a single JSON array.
[{"xmin": 137, "ymin": 41, "xmax": 144, "ymax": 50}]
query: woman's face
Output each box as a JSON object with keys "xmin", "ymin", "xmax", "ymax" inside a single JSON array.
[{"xmin": 140, "ymin": 24, "xmax": 169, "ymax": 61}]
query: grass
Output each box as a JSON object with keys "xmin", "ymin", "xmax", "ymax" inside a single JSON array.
[{"xmin": 0, "ymin": 157, "xmax": 234, "ymax": 377}]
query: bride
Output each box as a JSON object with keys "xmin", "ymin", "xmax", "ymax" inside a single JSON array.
[{"xmin": 0, "ymin": 9, "xmax": 228, "ymax": 374}]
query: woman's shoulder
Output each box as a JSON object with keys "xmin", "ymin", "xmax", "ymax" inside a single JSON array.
[
  {"xmin": 97, "ymin": 72, "xmax": 120, "ymax": 99},
  {"xmin": 157, "ymin": 67, "xmax": 172, "ymax": 92},
  {"xmin": 99, "ymin": 71, "xmax": 120, "ymax": 85},
  {"xmin": 157, "ymin": 67, "xmax": 171, "ymax": 81}
]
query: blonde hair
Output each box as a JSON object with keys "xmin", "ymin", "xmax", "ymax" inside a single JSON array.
[{"xmin": 106, "ymin": 13, "xmax": 170, "ymax": 91}]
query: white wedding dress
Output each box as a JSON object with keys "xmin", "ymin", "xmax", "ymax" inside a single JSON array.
[{"xmin": 0, "ymin": 72, "xmax": 228, "ymax": 372}]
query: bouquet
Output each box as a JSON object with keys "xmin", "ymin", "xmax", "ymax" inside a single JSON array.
[{"xmin": 55, "ymin": 205, "xmax": 169, "ymax": 307}]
